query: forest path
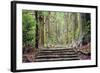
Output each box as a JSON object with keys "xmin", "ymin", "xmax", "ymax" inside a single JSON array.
[{"xmin": 34, "ymin": 48, "xmax": 80, "ymax": 62}]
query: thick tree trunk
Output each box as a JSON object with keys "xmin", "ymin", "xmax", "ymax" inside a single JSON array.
[{"xmin": 35, "ymin": 11, "xmax": 38, "ymax": 49}]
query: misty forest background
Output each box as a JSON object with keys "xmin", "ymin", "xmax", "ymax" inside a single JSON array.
[{"xmin": 22, "ymin": 10, "xmax": 91, "ymax": 62}]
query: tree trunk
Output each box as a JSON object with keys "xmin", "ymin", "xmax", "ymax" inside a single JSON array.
[{"xmin": 35, "ymin": 11, "xmax": 38, "ymax": 49}]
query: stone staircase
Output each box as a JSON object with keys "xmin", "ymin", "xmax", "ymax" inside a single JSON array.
[{"xmin": 34, "ymin": 48, "xmax": 80, "ymax": 62}]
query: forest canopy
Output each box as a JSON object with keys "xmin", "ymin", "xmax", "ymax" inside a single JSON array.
[{"xmin": 22, "ymin": 10, "xmax": 91, "ymax": 49}]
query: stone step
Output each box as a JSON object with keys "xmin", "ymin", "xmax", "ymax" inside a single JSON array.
[
  {"xmin": 37, "ymin": 54, "xmax": 77, "ymax": 57},
  {"xmin": 40, "ymin": 48, "xmax": 74, "ymax": 51},
  {"xmin": 35, "ymin": 48, "xmax": 79, "ymax": 62},
  {"xmin": 36, "ymin": 55, "xmax": 78, "ymax": 59},
  {"xmin": 39, "ymin": 50, "xmax": 75, "ymax": 53},
  {"xmin": 37, "ymin": 52, "xmax": 77, "ymax": 56},
  {"xmin": 35, "ymin": 57, "xmax": 79, "ymax": 62},
  {"xmin": 38, "ymin": 52, "xmax": 76, "ymax": 55}
]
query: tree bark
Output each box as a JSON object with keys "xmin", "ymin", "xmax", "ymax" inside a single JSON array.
[{"xmin": 35, "ymin": 11, "xmax": 38, "ymax": 49}]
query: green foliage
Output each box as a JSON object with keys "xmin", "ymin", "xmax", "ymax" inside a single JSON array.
[
  {"xmin": 84, "ymin": 20, "xmax": 91, "ymax": 34},
  {"xmin": 22, "ymin": 10, "xmax": 36, "ymax": 47},
  {"xmin": 83, "ymin": 20, "xmax": 91, "ymax": 43}
]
